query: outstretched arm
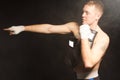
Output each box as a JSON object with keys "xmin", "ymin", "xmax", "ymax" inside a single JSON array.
[
  {"xmin": 24, "ymin": 22, "xmax": 77, "ymax": 34},
  {"xmin": 4, "ymin": 22, "xmax": 80, "ymax": 39}
]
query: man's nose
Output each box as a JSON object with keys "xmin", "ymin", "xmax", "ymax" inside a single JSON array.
[{"xmin": 82, "ymin": 13, "xmax": 85, "ymax": 17}]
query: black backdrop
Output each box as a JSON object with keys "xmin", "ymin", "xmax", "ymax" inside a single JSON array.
[{"xmin": 0, "ymin": 0, "xmax": 120, "ymax": 80}]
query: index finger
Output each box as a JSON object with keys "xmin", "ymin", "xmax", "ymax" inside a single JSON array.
[{"xmin": 3, "ymin": 28, "xmax": 11, "ymax": 31}]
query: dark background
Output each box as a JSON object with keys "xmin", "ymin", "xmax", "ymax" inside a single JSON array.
[{"xmin": 0, "ymin": 0, "xmax": 120, "ymax": 80}]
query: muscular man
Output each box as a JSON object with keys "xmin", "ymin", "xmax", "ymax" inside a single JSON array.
[{"xmin": 4, "ymin": 0, "xmax": 110, "ymax": 80}]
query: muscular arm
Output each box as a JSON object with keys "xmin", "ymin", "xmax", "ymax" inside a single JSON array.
[
  {"xmin": 24, "ymin": 23, "xmax": 71, "ymax": 34},
  {"xmin": 81, "ymin": 33, "xmax": 110, "ymax": 68},
  {"xmin": 4, "ymin": 22, "xmax": 80, "ymax": 39},
  {"xmin": 24, "ymin": 22, "xmax": 80, "ymax": 39},
  {"xmin": 24, "ymin": 22, "xmax": 79, "ymax": 34}
]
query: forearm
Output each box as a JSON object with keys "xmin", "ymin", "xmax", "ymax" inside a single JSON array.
[
  {"xmin": 81, "ymin": 39, "xmax": 93, "ymax": 68},
  {"xmin": 24, "ymin": 24, "xmax": 52, "ymax": 34}
]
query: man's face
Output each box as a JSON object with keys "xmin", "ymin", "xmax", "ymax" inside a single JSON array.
[{"xmin": 82, "ymin": 5, "xmax": 99, "ymax": 25}]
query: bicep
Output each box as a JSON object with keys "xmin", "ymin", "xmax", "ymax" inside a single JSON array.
[
  {"xmin": 49, "ymin": 22, "xmax": 78, "ymax": 34},
  {"xmin": 49, "ymin": 25, "xmax": 71, "ymax": 34}
]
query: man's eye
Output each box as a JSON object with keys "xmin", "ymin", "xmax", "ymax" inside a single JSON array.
[{"xmin": 86, "ymin": 12, "xmax": 89, "ymax": 15}]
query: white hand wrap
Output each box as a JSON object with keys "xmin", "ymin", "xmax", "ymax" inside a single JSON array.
[
  {"xmin": 9, "ymin": 25, "xmax": 25, "ymax": 34},
  {"xmin": 80, "ymin": 24, "xmax": 91, "ymax": 39}
]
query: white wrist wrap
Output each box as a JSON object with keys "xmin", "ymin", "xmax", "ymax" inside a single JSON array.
[
  {"xmin": 10, "ymin": 25, "xmax": 25, "ymax": 34},
  {"xmin": 80, "ymin": 24, "xmax": 91, "ymax": 39}
]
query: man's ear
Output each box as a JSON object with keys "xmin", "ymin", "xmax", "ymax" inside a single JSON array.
[{"xmin": 96, "ymin": 12, "xmax": 102, "ymax": 21}]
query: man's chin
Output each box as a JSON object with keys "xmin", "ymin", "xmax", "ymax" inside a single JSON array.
[{"xmin": 82, "ymin": 22, "xmax": 88, "ymax": 25}]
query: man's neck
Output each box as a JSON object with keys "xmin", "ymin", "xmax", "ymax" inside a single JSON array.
[{"xmin": 89, "ymin": 24, "xmax": 99, "ymax": 31}]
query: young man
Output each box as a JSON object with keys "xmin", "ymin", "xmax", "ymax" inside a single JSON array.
[{"xmin": 4, "ymin": 0, "xmax": 110, "ymax": 80}]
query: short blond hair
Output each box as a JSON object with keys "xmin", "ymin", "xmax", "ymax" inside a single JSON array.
[{"xmin": 85, "ymin": 0, "xmax": 104, "ymax": 15}]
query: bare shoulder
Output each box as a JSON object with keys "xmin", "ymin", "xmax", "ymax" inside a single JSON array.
[
  {"xmin": 65, "ymin": 22, "xmax": 79, "ymax": 28},
  {"xmin": 66, "ymin": 22, "xmax": 78, "ymax": 25},
  {"xmin": 65, "ymin": 22, "xmax": 80, "ymax": 39},
  {"xmin": 101, "ymin": 31, "xmax": 110, "ymax": 43}
]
